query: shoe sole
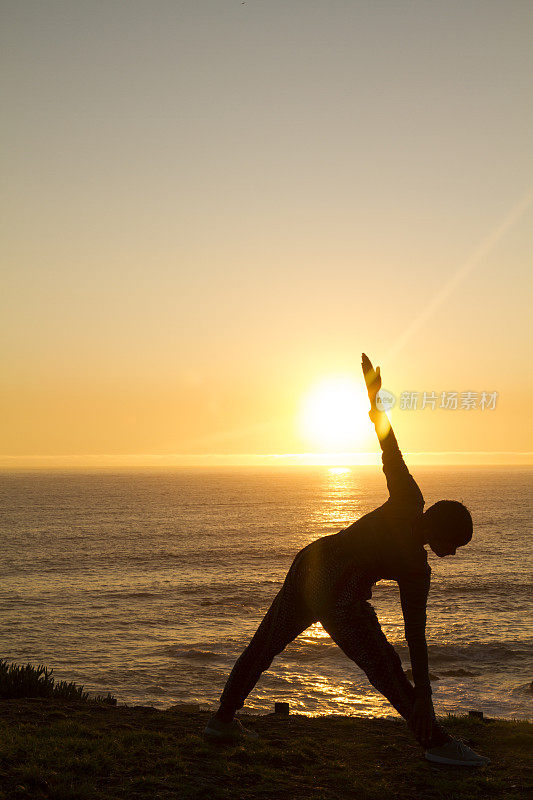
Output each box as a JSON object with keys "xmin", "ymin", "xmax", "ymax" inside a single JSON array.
[
  {"xmin": 203, "ymin": 725, "xmax": 258, "ymax": 742},
  {"xmin": 425, "ymin": 753, "xmax": 490, "ymax": 766},
  {"xmin": 203, "ymin": 725, "xmax": 238, "ymax": 741}
]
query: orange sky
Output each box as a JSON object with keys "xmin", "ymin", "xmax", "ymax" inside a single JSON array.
[{"xmin": 1, "ymin": 2, "xmax": 532, "ymax": 467}]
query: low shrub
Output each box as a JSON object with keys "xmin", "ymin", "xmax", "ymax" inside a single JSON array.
[{"xmin": 0, "ymin": 659, "xmax": 116, "ymax": 704}]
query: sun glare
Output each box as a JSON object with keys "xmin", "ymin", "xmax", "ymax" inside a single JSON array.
[{"xmin": 300, "ymin": 376, "xmax": 369, "ymax": 451}]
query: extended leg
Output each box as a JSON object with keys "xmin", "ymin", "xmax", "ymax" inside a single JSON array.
[
  {"xmin": 217, "ymin": 579, "xmax": 315, "ymax": 720},
  {"xmin": 319, "ymin": 599, "xmax": 449, "ymax": 748}
]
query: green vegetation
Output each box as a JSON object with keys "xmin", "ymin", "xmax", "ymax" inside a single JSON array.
[
  {"xmin": 0, "ymin": 698, "xmax": 530, "ymax": 800},
  {"xmin": 0, "ymin": 659, "xmax": 116, "ymax": 705}
]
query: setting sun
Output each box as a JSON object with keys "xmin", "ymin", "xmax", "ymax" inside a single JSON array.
[{"xmin": 300, "ymin": 376, "xmax": 370, "ymax": 451}]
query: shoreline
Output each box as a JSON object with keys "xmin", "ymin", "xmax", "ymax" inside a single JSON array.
[
  {"xmin": 1, "ymin": 697, "xmax": 530, "ymax": 799},
  {"xmin": 113, "ymin": 698, "xmax": 533, "ymax": 724}
]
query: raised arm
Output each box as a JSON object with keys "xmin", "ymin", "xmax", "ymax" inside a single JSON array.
[
  {"xmin": 362, "ymin": 354, "xmax": 433, "ymax": 744},
  {"xmin": 361, "ymin": 353, "xmax": 423, "ymax": 508}
]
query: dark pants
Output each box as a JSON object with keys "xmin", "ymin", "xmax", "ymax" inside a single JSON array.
[{"xmin": 219, "ymin": 545, "xmax": 448, "ymax": 749}]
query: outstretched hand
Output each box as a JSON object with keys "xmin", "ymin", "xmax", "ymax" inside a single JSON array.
[{"xmin": 361, "ymin": 352, "xmax": 381, "ymax": 408}]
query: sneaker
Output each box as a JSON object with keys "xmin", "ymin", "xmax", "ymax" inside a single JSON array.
[
  {"xmin": 203, "ymin": 716, "xmax": 259, "ymax": 743},
  {"xmin": 425, "ymin": 738, "xmax": 490, "ymax": 766}
]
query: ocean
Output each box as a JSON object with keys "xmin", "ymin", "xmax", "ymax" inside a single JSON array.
[{"xmin": 0, "ymin": 467, "xmax": 531, "ymax": 721}]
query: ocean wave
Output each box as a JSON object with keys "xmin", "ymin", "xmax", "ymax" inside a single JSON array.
[
  {"xmin": 426, "ymin": 642, "xmax": 532, "ymax": 665},
  {"xmin": 99, "ymin": 590, "xmax": 162, "ymax": 600},
  {"xmin": 179, "ymin": 580, "xmax": 278, "ymax": 596},
  {"xmin": 430, "ymin": 581, "xmax": 533, "ymax": 596},
  {"xmin": 159, "ymin": 633, "xmax": 533, "ymax": 670},
  {"xmin": 286, "ymin": 639, "xmax": 348, "ymax": 663},
  {"xmin": 438, "ymin": 668, "xmax": 481, "ymax": 677},
  {"xmin": 284, "ymin": 636, "xmax": 533, "ymax": 670},
  {"xmin": 261, "ymin": 673, "xmax": 306, "ymax": 688},
  {"xmin": 404, "ymin": 668, "xmax": 440, "ymax": 681},
  {"xmin": 200, "ymin": 596, "xmax": 264, "ymax": 609},
  {"xmin": 164, "ymin": 646, "xmax": 221, "ymax": 661},
  {"xmin": 511, "ymin": 681, "xmax": 533, "ymax": 696}
]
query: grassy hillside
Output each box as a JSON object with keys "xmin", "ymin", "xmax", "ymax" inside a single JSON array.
[{"xmin": 0, "ymin": 699, "xmax": 530, "ymax": 799}]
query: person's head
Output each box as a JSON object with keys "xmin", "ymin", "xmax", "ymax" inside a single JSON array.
[{"xmin": 416, "ymin": 500, "xmax": 473, "ymax": 557}]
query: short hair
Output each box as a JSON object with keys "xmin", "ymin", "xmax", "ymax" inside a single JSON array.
[{"xmin": 423, "ymin": 500, "xmax": 473, "ymax": 547}]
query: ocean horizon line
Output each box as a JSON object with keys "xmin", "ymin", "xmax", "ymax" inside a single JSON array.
[{"xmin": 0, "ymin": 451, "xmax": 532, "ymax": 469}]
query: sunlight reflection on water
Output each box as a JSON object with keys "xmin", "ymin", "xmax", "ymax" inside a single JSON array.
[
  {"xmin": 307, "ymin": 468, "xmax": 365, "ymax": 530},
  {"xmin": 300, "ymin": 622, "xmax": 330, "ymax": 641},
  {"xmin": 1, "ymin": 468, "xmax": 531, "ymax": 719}
]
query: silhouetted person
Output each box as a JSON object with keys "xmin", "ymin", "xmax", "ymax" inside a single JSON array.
[{"xmin": 204, "ymin": 354, "xmax": 490, "ymax": 766}]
